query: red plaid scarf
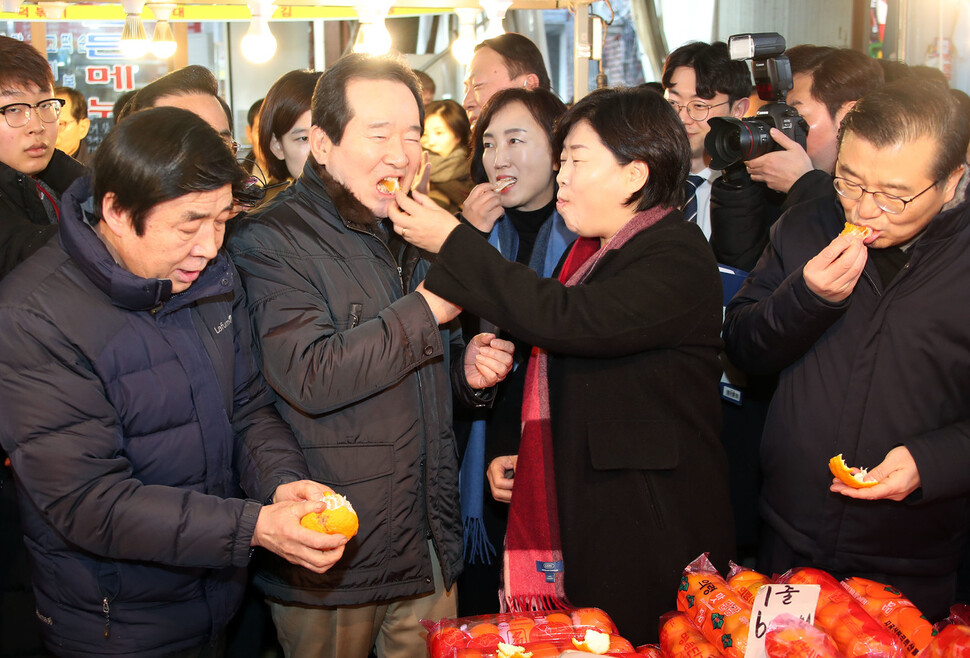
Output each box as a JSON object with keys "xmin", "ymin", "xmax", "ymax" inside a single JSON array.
[{"xmin": 502, "ymin": 206, "xmax": 674, "ymax": 611}]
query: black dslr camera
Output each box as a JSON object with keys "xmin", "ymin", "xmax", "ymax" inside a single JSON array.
[{"xmin": 705, "ymin": 32, "xmax": 808, "ymax": 170}]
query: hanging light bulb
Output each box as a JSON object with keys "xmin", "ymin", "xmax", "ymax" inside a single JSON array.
[
  {"xmin": 241, "ymin": 0, "xmax": 277, "ymax": 64},
  {"xmin": 352, "ymin": 0, "xmax": 393, "ymax": 56},
  {"xmin": 480, "ymin": 0, "xmax": 511, "ymax": 39},
  {"xmin": 148, "ymin": 4, "xmax": 177, "ymax": 59},
  {"xmin": 451, "ymin": 7, "xmax": 480, "ymax": 65},
  {"xmin": 119, "ymin": 0, "xmax": 149, "ymax": 59}
]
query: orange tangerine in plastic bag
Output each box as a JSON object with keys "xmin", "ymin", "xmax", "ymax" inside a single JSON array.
[
  {"xmin": 726, "ymin": 562, "xmax": 773, "ymax": 604},
  {"xmin": 676, "ymin": 554, "xmax": 751, "ymax": 658},
  {"xmin": 572, "ymin": 607, "xmax": 617, "ymax": 634},
  {"xmin": 829, "ymin": 454, "xmax": 878, "ymax": 488},
  {"xmin": 764, "ymin": 613, "xmax": 842, "ymax": 658},
  {"xmin": 783, "ymin": 568, "xmax": 900, "ymax": 658},
  {"xmin": 299, "ymin": 492, "xmax": 359, "ymax": 539},
  {"xmin": 841, "ymin": 576, "xmax": 935, "ymax": 655},
  {"xmin": 659, "ymin": 611, "xmax": 724, "ymax": 657},
  {"xmin": 918, "ymin": 623, "xmax": 970, "ymax": 658}
]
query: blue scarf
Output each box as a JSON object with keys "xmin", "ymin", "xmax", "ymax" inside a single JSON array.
[{"xmin": 460, "ymin": 210, "xmax": 575, "ymax": 564}]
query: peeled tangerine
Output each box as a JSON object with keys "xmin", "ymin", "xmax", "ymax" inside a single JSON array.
[
  {"xmin": 572, "ymin": 629, "xmax": 611, "ymax": 654},
  {"xmin": 829, "ymin": 454, "xmax": 879, "ymax": 489},
  {"xmin": 300, "ymin": 492, "xmax": 359, "ymax": 539},
  {"xmin": 840, "ymin": 222, "xmax": 873, "ymax": 240},
  {"xmin": 496, "ymin": 642, "xmax": 533, "ymax": 658}
]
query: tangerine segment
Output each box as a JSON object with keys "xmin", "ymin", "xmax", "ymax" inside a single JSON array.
[
  {"xmin": 829, "ymin": 454, "xmax": 879, "ymax": 489},
  {"xmin": 840, "ymin": 222, "xmax": 873, "ymax": 240},
  {"xmin": 572, "ymin": 629, "xmax": 611, "ymax": 654},
  {"xmin": 299, "ymin": 492, "xmax": 360, "ymax": 538}
]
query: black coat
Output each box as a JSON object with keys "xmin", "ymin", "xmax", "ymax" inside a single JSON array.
[
  {"xmin": 0, "ymin": 148, "xmax": 85, "ymax": 280},
  {"xmin": 228, "ymin": 162, "xmax": 475, "ymax": 607},
  {"xmin": 425, "ymin": 215, "xmax": 735, "ymax": 645},
  {"xmin": 724, "ymin": 195, "xmax": 970, "ymax": 618}
]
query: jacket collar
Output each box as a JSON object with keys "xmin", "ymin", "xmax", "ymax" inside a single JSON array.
[
  {"xmin": 300, "ymin": 158, "xmax": 381, "ymax": 231},
  {"xmin": 58, "ymin": 177, "xmax": 232, "ymax": 313}
]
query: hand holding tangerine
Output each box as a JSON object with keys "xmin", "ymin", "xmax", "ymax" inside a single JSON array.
[{"xmin": 300, "ymin": 492, "xmax": 359, "ymax": 539}]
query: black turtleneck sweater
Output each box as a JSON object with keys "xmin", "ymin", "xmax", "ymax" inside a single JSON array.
[{"xmin": 506, "ymin": 198, "xmax": 557, "ymax": 265}]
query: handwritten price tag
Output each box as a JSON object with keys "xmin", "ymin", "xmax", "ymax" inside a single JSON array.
[{"xmin": 744, "ymin": 583, "xmax": 820, "ymax": 658}]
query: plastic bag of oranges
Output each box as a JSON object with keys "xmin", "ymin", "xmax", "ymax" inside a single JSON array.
[
  {"xmin": 764, "ymin": 613, "xmax": 843, "ymax": 658},
  {"xmin": 918, "ymin": 623, "xmax": 970, "ymax": 657},
  {"xmin": 779, "ymin": 568, "xmax": 900, "ymax": 658},
  {"xmin": 658, "ymin": 611, "xmax": 724, "ymax": 657},
  {"xmin": 726, "ymin": 561, "xmax": 773, "ymax": 604},
  {"xmin": 422, "ymin": 608, "xmax": 632, "ymax": 658},
  {"xmin": 840, "ymin": 576, "xmax": 934, "ymax": 655},
  {"xmin": 676, "ymin": 553, "xmax": 752, "ymax": 658}
]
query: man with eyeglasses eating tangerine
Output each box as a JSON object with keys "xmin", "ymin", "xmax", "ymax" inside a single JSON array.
[
  {"xmin": 0, "ymin": 36, "xmax": 86, "ymax": 281},
  {"xmin": 724, "ymin": 78, "xmax": 970, "ymax": 624}
]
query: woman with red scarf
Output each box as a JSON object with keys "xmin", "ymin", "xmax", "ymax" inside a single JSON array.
[{"xmin": 388, "ymin": 86, "xmax": 734, "ymax": 646}]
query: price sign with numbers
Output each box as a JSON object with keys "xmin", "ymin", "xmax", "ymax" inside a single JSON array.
[{"xmin": 744, "ymin": 583, "xmax": 821, "ymax": 658}]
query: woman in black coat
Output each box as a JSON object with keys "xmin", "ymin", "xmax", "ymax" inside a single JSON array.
[{"xmin": 389, "ymin": 87, "xmax": 735, "ymax": 645}]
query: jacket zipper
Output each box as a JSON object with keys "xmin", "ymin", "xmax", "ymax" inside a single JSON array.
[{"xmin": 102, "ymin": 597, "xmax": 111, "ymax": 638}]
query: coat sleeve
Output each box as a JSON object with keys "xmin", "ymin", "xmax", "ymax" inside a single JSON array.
[
  {"xmin": 905, "ymin": 423, "xmax": 970, "ymax": 502},
  {"xmin": 230, "ymin": 230, "xmax": 445, "ymax": 416},
  {"xmin": 424, "ymin": 223, "xmax": 722, "ymax": 358},
  {"xmin": 710, "ymin": 174, "xmax": 778, "ymax": 272},
  {"xmin": 0, "ymin": 215, "xmax": 57, "ymax": 280},
  {"xmin": 722, "ymin": 216, "xmax": 849, "ymax": 376},
  {"xmin": 228, "ymin": 275, "xmax": 310, "ymax": 503},
  {"xmin": 0, "ymin": 308, "xmax": 259, "ymax": 569}
]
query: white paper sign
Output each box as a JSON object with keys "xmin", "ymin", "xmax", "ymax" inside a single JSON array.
[{"xmin": 744, "ymin": 583, "xmax": 821, "ymax": 658}]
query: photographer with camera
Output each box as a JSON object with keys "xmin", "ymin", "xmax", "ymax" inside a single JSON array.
[
  {"xmin": 661, "ymin": 41, "xmax": 752, "ymax": 256},
  {"xmin": 708, "ymin": 41, "xmax": 883, "ymax": 271}
]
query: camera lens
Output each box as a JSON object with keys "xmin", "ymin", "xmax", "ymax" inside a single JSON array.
[{"xmin": 706, "ymin": 117, "xmax": 776, "ymax": 169}]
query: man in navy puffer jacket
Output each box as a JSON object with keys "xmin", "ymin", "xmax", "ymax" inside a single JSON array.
[{"xmin": 0, "ymin": 107, "xmax": 348, "ymax": 657}]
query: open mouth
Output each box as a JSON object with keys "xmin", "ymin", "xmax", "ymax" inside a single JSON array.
[
  {"xmin": 493, "ymin": 177, "xmax": 517, "ymax": 193},
  {"xmin": 377, "ymin": 177, "xmax": 400, "ymax": 194}
]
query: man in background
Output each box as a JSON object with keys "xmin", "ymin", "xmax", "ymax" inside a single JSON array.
[
  {"xmin": 54, "ymin": 86, "xmax": 91, "ymax": 165},
  {"xmin": 462, "ymin": 32, "xmax": 551, "ymax": 126}
]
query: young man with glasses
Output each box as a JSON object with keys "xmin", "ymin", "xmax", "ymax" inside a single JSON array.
[
  {"xmin": 723, "ymin": 79, "xmax": 970, "ymax": 623},
  {"xmin": 0, "ymin": 35, "xmax": 87, "ymax": 657},
  {"xmin": 662, "ymin": 41, "xmax": 751, "ymax": 244},
  {"xmin": 0, "ymin": 36, "xmax": 86, "ymax": 280}
]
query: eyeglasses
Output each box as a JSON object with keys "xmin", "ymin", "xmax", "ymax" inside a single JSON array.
[
  {"xmin": 0, "ymin": 98, "xmax": 64, "ymax": 128},
  {"xmin": 667, "ymin": 99, "xmax": 730, "ymax": 121},
  {"xmin": 222, "ymin": 135, "xmax": 240, "ymax": 156},
  {"xmin": 833, "ymin": 176, "xmax": 940, "ymax": 214}
]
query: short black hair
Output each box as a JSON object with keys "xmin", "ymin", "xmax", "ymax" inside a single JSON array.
[
  {"xmin": 809, "ymin": 49, "xmax": 884, "ymax": 120},
  {"xmin": 0, "ymin": 36, "xmax": 54, "ymax": 95},
  {"xmin": 475, "ymin": 33, "xmax": 551, "ymax": 91},
  {"xmin": 92, "ymin": 106, "xmax": 248, "ymax": 236},
  {"xmin": 259, "ymin": 70, "xmax": 321, "ymax": 181},
  {"xmin": 413, "ymin": 70, "xmax": 435, "ymax": 97},
  {"xmin": 247, "ymin": 98, "xmax": 263, "ymax": 127},
  {"xmin": 785, "ymin": 44, "xmax": 836, "ymax": 76},
  {"xmin": 121, "ymin": 65, "xmax": 227, "ymax": 125},
  {"xmin": 311, "ymin": 53, "xmax": 424, "ymax": 145},
  {"xmin": 555, "ymin": 86, "xmax": 688, "ymax": 211},
  {"xmin": 661, "ymin": 41, "xmax": 752, "ymax": 105},
  {"xmin": 469, "ymin": 87, "xmax": 565, "ymax": 184},
  {"xmin": 839, "ymin": 78, "xmax": 969, "ymax": 184},
  {"xmin": 54, "ymin": 86, "xmax": 87, "ymax": 121},
  {"xmin": 112, "ymin": 90, "xmax": 137, "ymax": 125}
]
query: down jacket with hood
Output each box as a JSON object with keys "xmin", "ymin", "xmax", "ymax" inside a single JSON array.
[
  {"xmin": 723, "ymin": 194, "xmax": 970, "ymax": 619},
  {"xmin": 228, "ymin": 160, "xmax": 481, "ymax": 607},
  {"xmin": 0, "ymin": 179, "xmax": 310, "ymax": 657}
]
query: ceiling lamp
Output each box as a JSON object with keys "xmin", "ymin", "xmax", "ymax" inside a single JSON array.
[
  {"xmin": 451, "ymin": 7, "xmax": 479, "ymax": 65},
  {"xmin": 480, "ymin": 0, "xmax": 511, "ymax": 39},
  {"xmin": 119, "ymin": 0, "xmax": 150, "ymax": 59},
  {"xmin": 241, "ymin": 0, "xmax": 277, "ymax": 64},
  {"xmin": 352, "ymin": 0, "xmax": 393, "ymax": 56},
  {"xmin": 148, "ymin": 3, "xmax": 177, "ymax": 59},
  {"xmin": 1, "ymin": 0, "xmax": 23, "ymax": 13}
]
